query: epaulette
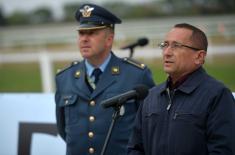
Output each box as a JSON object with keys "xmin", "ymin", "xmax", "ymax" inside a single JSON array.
[
  {"xmin": 123, "ymin": 57, "xmax": 146, "ymax": 69},
  {"xmin": 56, "ymin": 61, "xmax": 80, "ymax": 75}
]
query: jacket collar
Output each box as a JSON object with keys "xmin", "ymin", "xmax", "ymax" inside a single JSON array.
[
  {"xmin": 91, "ymin": 52, "xmax": 119, "ymax": 98},
  {"xmin": 74, "ymin": 52, "xmax": 120, "ymax": 99},
  {"xmin": 160, "ymin": 67, "xmax": 206, "ymax": 94}
]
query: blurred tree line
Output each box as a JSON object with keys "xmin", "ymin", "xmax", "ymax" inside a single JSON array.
[{"xmin": 0, "ymin": 0, "xmax": 234, "ymax": 26}]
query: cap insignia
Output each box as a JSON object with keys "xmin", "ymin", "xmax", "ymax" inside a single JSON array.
[{"xmin": 80, "ymin": 5, "xmax": 94, "ymax": 17}]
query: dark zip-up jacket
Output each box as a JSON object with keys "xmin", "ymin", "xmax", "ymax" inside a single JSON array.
[{"xmin": 128, "ymin": 67, "xmax": 235, "ymax": 155}]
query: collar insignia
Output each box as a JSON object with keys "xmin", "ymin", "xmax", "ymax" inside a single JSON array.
[
  {"xmin": 80, "ymin": 5, "xmax": 94, "ymax": 17},
  {"xmin": 111, "ymin": 66, "xmax": 120, "ymax": 75},
  {"xmin": 74, "ymin": 70, "xmax": 81, "ymax": 78}
]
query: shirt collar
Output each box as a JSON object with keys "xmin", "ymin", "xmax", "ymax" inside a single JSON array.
[
  {"xmin": 85, "ymin": 53, "xmax": 111, "ymax": 77},
  {"xmin": 167, "ymin": 74, "xmax": 189, "ymax": 90}
]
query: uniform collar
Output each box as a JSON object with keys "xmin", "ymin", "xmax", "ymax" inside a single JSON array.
[{"xmin": 85, "ymin": 53, "xmax": 111, "ymax": 77}]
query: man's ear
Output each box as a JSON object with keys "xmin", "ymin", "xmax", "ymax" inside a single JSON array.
[
  {"xmin": 106, "ymin": 32, "xmax": 114, "ymax": 47},
  {"xmin": 195, "ymin": 50, "xmax": 207, "ymax": 65}
]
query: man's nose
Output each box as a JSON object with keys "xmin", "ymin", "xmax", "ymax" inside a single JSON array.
[
  {"xmin": 79, "ymin": 34, "xmax": 89, "ymax": 41},
  {"xmin": 162, "ymin": 46, "xmax": 173, "ymax": 56}
]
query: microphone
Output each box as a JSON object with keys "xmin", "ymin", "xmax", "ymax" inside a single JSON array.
[
  {"xmin": 121, "ymin": 38, "xmax": 149, "ymax": 50},
  {"xmin": 101, "ymin": 85, "xmax": 149, "ymax": 109}
]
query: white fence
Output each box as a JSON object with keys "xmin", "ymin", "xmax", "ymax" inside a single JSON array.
[{"xmin": 1, "ymin": 15, "xmax": 235, "ymax": 47}]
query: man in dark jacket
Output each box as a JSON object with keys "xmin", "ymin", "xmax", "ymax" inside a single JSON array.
[
  {"xmin": 128, "ymin": 23, "xmax": 235, "ymax": 155},
  {"xmin": 55, "ymin": 3, "xmax": 155, "ymax": 155}
]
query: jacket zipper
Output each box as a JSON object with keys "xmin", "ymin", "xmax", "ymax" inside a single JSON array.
[
  {"xmin": 166, "ymin": 88, "xmax": 175, "ymax": 111},
  {"xmin": 166, "ymin": 88, "xmax": 175, "ymax": 155}
]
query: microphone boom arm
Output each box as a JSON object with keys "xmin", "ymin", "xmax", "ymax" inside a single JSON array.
[
  {"xmin": 100, "ymin": 85, "xmax": 149, "ymax": 154},
  {"xmin": 121, "ymin": 37, "xmax": 149, "ymax": 58}
]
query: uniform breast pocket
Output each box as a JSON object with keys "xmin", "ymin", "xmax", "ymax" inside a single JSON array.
[{"xmin": 58, "ymin": 94, "xmax": 79, "ymax": 126}]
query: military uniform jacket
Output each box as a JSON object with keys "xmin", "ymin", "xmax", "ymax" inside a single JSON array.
[
  {"xmin": 128, "ymin": 67, "xmax": 235, "ymax": 155},
  {"xmin": 55, "ymin": 53, "xmax": 155, "ymax": 155}
]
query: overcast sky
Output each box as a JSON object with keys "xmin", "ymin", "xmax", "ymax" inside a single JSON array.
[{"xmin": 0, "ymin": 0, "xmax": 153, "ymax": 19}]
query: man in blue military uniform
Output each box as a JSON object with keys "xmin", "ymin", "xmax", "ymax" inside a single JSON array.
[
  {"xmin": 55, "ymin": 3, "xmax": 155, "ymax": 155},
  {"xmin": 128, "ymin": 23, "xmax": 235, "ymax": 155}
]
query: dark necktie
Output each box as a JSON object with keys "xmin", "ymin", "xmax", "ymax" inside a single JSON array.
[{"xmin": 92, "ymin": 68, "xmax": 102, "ymax": 84}]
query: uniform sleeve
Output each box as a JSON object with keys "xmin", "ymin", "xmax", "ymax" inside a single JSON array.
[
  {"xmin": 55, "ymin": 107, "xmax": 66, "ymax": 141},
  {"xmin": 55, "ymin": 90, "xmax": 66, "ymax": 141},
  {"xmin": 128, "ymin": 102, "xmax": 145, "ymax": 155},
  {"xmin": 207, "ymin": 88, "xmax": 235, "ymax": 154},
  {"xmin": 142, "ymin": 67, "xmax": 155, "ymax": 89}
]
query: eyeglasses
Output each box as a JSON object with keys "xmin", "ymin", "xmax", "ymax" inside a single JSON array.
[{"xmin": 158, "ymin": 42, "xmax": 202, "ymax": 51}]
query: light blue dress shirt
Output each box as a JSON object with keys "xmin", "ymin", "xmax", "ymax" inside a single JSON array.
[{"xmin": 85, "ymin": 53, "xmax": 111, "ymax": 82}]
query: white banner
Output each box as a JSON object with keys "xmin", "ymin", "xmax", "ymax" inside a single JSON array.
[
  {"xmin": 0, "ymin": 93, "xmax": 65, "ymax": 155},
  {"xmin": 0, "ymin": 93, "xmax": 235, "ymax": 155}
]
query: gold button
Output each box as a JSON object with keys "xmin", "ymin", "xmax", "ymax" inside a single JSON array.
[
  {"xmin": 75, "ymin": 71, "xmax": 81, "ymax": 78},
  {"xmin": 141, "ymin": 63, "xmax": 145, "ymax": 68},
  {"xmin": 89, "ymin": 147, "xmax": 94, "ymax": 154},
  {"xmin": 88, "ymin": 132, "xmax": 94, "ymax": 138},
  {"xmin": 73, "ymin": 61, "xmax": 78, "ymax": 65},
  {"xmin": 56, "ymin": 69, "xmax": 61, "ymax": 73},
  {"xmin": 89, "ymin": 116, "xmax": 95, "ymax": 122},
  {"xmin": 90, "ymin": 100, "xmax": 95, "ymax": 106}
]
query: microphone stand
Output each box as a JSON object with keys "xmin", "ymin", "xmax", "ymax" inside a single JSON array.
[{"xmin": 100, "ymin": 104, "xmax": 122, "ymax": 155}]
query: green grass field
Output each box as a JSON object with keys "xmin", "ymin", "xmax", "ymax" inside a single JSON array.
[{"xmin": 0, "ymin": 54, "xmax": 235, "ymax": 92}]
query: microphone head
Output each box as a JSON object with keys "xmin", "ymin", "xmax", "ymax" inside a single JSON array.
[
  {"xmin": 137, "ymin": 38, "xmax": 149, "ymax": 47},
  {"xmin": 134, "ymin": 85, "xmax": 149, "ymax": 100}
]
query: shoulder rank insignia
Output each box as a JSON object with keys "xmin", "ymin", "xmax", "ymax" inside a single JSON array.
[
  {"xmin": 123, "ymin": 57, "xmax": 146, "ymax": 69},
  {"xmin": 56, "ymin": 61, "xmax": 80, "ymax": 75}
]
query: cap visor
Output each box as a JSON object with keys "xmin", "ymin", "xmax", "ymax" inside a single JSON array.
[{"xmin": 78, "ymin": 24, "xmax": 107, "ymax": 30}]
